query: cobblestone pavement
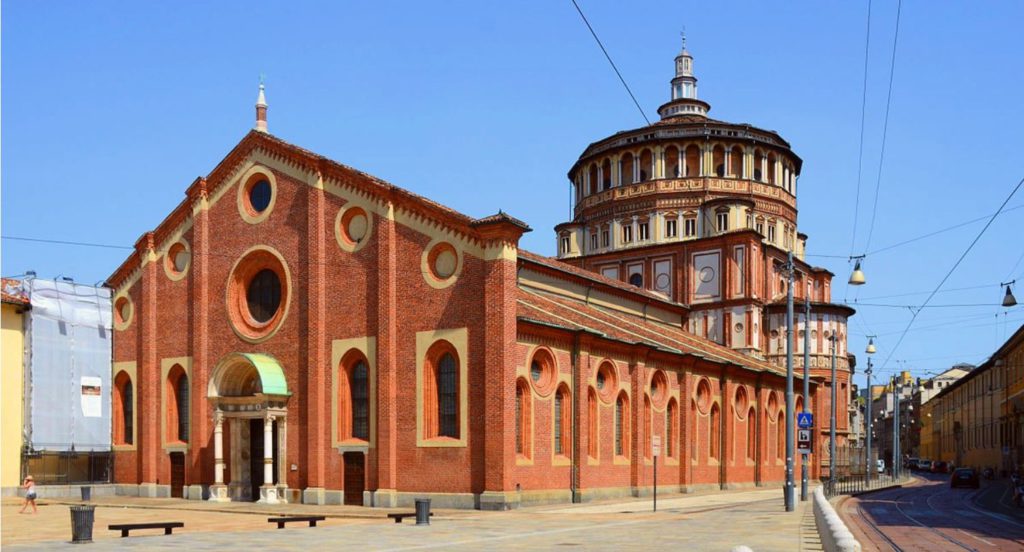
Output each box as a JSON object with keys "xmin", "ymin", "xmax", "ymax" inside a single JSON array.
[
  {"xmin": 3, "ymin": 487, "xmax": 820, "ymax": 551},
  {"xmin": 840, "ymin": 473, "xmax": 1024, "ymax": 551}
]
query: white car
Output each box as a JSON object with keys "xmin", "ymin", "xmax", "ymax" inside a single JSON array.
[{"xmin": 877, "ymin": 459, "xmax": 885, "ymax": 474}]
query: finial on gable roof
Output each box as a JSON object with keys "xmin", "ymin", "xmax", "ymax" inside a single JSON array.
[{"xmin": 255, "ymin": 76, "xmax": 268, "ymax": 133}]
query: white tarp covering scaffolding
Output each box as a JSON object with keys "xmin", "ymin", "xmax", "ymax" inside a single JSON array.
[{"xmin": 24, "ymin": 278, "xmax": 112, "ymax": 452}]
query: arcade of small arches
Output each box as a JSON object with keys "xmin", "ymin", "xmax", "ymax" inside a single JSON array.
[{"xmin": 572, "ymin": 141, "xmax": 799, "ymax": 204}]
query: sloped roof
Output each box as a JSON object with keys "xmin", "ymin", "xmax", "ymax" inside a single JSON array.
[
  {"xmin": 517, "ymin": 285, "xmax": 788, "ymax": 378},
  {"xmin": 1, "ymin": 278, "xmax": 29, "ymax": 306}
]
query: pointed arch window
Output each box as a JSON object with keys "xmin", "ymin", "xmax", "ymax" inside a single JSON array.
[
  {"xmin": 747, "ymin": 407, "xmax": 756, "ymax": 460},
  {"xmin": 176, "ymin": 374, "xmax": 189, "ymax": 442},
  {"xmin": 709, "ymin": 403, "xmax": 720, "ymax": 460},
  {"xmin": 351, "ymin": 360, "xmax": 369, "ymax": 440},
  {"xmin": 588, "ymin": 388, "xmax": 598, "ymax": 458},
  {"xmin": 438, "ymin": 352, "xmax": 459, "ymax": 439}
]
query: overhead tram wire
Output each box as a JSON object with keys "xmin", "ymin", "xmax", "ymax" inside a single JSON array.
[
  {"xmin": 846, "ymin": 0, "xmax": 874, "ymax": 300},
  {"xmin": 859, "ymin": 0, "xmax": 903, "ymax": 257},
  {"xmin": 876, "ymin": 174, "xmax": 1024, "ymax": 374},
  {"xmin": 570, "ymin": 0, "xmax": 650, "ymax": 126},
  {"xmin": 805, "ymin": 203, "xmax": 1024, "ymax": 260}
]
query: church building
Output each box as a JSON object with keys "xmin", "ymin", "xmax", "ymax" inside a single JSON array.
[{"xmin": 107, "ymin": 40, "xmax": 852, "ymax": 509}]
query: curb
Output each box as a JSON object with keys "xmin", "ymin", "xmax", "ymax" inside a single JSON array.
[{"xmin": 40, "ymin": 499, "xmax": 394, "ymax": 520}]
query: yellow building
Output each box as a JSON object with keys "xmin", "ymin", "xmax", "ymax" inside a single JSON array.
[
  {"xmin": 1, "ymin": 278, "xmax": 29, "ymax": 495},
  {"xmin": 924, "ymin": 325, "xmax": 1021, "ymax": 471}
]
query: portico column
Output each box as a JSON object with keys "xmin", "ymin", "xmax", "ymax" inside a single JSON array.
[
  {"xmin": 263, "ymin": 415, "xmax": 275, "ymax": 486},
  {"xmin": 214, "ymin": 412, "xmax": 225, "ymax": 484}
]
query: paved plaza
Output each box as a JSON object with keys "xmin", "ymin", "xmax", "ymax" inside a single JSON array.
[{"xmin": 3, "ymin": 487, "xmax": 822, "ymax": 551}]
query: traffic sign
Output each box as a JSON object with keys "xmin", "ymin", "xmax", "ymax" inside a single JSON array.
[
  {"xmin": 652, "ymin": 435, "xmax": 661, "ymax": 457},
  {"xmin": 797, "ymin": 412, "xmax": 813, "ymax": 428},
  {"xmin": 797, "ymin": 429, "xmax": 812, "ymax": 454}
]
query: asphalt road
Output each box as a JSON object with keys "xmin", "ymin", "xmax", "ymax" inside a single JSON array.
[{"xmin": 841, "ymin": 473, "xmax": 1024, "ymax": 551}]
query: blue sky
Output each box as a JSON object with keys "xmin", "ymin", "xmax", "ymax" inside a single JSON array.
[{"xmin": 3, "ymin": 1, "xmax": 1022, "ymax": 388}]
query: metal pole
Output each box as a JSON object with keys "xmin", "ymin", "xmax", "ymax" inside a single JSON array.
[
  {"xmin": 893, "ymin": 378, "xmax": 899, "ymax": 480},
  {"xmin": 830, "ymin": 336, "xmax": 837, "ymax": 485},
  {"xmin": 653, "ymin": 454, "xmax": 657, "ymax": 512},
  {"xmin": 865, "ymin": 359, "xmax": 872, "ymax": 484},
  {"xmin": 801, "ymin": 296, "xmax": 810, "ymax": 501},
  {"xmin": 785, "ymin": 251, "xmax": 795, "ymax": 511}
]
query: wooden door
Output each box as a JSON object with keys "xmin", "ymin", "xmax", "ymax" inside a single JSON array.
[
  {"xmin": 169, "ymin": 452, "xmax": 185, "ymax": 498},
  {"xmin": 343, "ymin": 452, "xmax": 365, "ymax": 506}
]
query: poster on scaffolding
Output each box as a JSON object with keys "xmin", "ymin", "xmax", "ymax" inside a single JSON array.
[{"xmin": 80, "ymin": 376, "xmax": 103, "ymax": 418}]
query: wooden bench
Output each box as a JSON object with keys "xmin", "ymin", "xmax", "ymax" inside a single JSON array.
[
  {"xmin": 267, "ymin": 515, "xmax": 326, "ymax": 529},
  {"xmin": 108, "ymin": 522, "xmax": 184, "ymax": 537},
  {"xmin": 386, "ymin": 512, "xmax": 433, "ymax": 524}
]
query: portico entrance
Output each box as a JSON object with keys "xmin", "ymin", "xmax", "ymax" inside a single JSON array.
[{"xmin": 206, "ymin": 352, "xmax": 291, "ymax": 504}]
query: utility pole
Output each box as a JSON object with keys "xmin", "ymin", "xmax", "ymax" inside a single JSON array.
[
  {"xmin": 893, "ymin": 377, "xmax": 900, "ymax": 480},
  {"xmin": 801, "ymin": 296, "xmax": 810, "ymax": 502},
  {"xmin": 865, "ymin": 358, "xmax": 873, "ymax": 484},
  {"xmin": 830, "ymin": 334, "xmax": 837, "ymax": 485},
  {"xmin": 784, "ymin": 251, "xmax": 795, "ymax": 511}
]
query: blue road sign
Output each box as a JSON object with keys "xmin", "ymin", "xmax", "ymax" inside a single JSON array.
[{"xmin": 797, "ymin": 412, "xmax": 813, "ymax": 428}]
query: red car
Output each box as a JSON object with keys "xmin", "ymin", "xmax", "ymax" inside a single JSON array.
[{"xmin": 932, "ymin": 461, "xmax": 949, "ymax": 473}]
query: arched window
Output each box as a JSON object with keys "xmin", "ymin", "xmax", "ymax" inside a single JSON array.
[
  {"xmin": 639, "ymin": 149, "xmax": 653, "ymax": 181},
  {"xmin": 747, "ymin": 407, "xmax": 756, "ymax": 460},
  {"xmin": 588, "ymin": 388, "xmax": 598, "ymax": 458},
  {"xmin": 685, "ymin": 145, "xmax": 701, "ymax": 176},
  {"xmin": 621, "ymin": 153, "xmax": 635, "ymax": 184},
  {"xmin": 437, "ymin": 352, "xmax": 458, "ymax": 438},
  {"xmin": 588, "ymin": 165, "xmax": 598, "ymax": 196},
  {"xmin": 602, "ymin": 159, "xmax": 612, "ymax": 189},
  {"xmin": 351, "ymin": 360, "xmax": 369, "ymax": 440},
  {"xmin": 176, "ymin": 374, "xmax": 189, "ymax": 442},
  {"xmin": 713, "ymin": 146, "xmax": 725, "ymax": 177},
  {"xmin": 667, "ymin": 400, "xmax": 677, "ymax": 458},
  {"xmin": 777, "ymin": 410, "xmax": 785, "ymax": 460},
  {"xmin": 665, "ymin": 145, "xmax": 680, "ymax": 178},
  {"xmin": 731, "ymin": 146, "xmax": 743, "ymax": 177},
  {"xmin": 615, "ymin": 392, "xmax": 630, "ymax": 457},
  {"xmin": 167, "ymin": 365, "xmax": 189, "ymax": 443},
  {"xmin": 555, "ymin": 385, "xmax": 570, "ymax": 456},
  {"xmin": 643, "ymin": 395, "xmax": 652, "ymax": 459},
  {"xmin": 768, "ymin": 154, "xmax": 777, "ymax": 184},
  {"xmin": 709, "ymin": 403, "xmax": 720, "ymax": 460},
  {"xmin": 114, "ymin": 372, "xmax": 133, "ymax": 446}
]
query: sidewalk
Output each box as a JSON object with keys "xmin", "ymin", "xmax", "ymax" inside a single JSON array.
[{"xmin": 3, "ymin": 486, "xmax": 823, "ymax": 550}]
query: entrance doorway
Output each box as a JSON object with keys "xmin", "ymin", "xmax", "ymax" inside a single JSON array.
[
  {"xmin": 343, "ymin": 452, "xmax": 365, "ymax": 506},
  {"xmin": 169, "ymin": 452, "xmax": 185, "ymax": 498},
  {"xmin": 248, "ymin": 419, "xmax": 280, "ymax": 501}
]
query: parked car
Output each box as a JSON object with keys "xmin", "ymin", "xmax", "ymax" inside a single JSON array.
[
  {"xmin": 932, "ymin": 461, "xmax": 948, "ymax": 473},
  {"xmin": 877, "ymin": 459, "xmax": 886, "ymax": 474},
  {"xmin": 906, "ymin": 457, "xmax": 920, "ymax": 470},
  {"xmin": 918, "ymin": 460, "xmax": 933, "ymax": 472},
  {"xmin": 951, "ymin": 468, "xmax": 980, "ymax": 489}
]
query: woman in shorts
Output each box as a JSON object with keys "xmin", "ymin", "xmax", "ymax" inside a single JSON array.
[{"xmin": 19, "ymin": 475, "xmax": 37, "ymax": 514}]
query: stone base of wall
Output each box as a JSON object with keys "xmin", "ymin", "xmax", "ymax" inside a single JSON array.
[
  {"xmin": 4, "ymin": 484, "xmax": 120, "ymax": 499},
  {"xmin": 184, "ymin": 484, "xmax": 208, "ymax": 500}
]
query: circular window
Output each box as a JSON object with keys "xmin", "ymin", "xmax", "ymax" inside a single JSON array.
[
  {"xmin": 422, "ymin": 241, "xmax": 461, "ymax": 288},
  {"xmin": 249, "ymin": 180, "xmax": 271, "ymax": 212},
  {"xmin": 735, "ymin": 386, "xmax": 749, "ymax": 415},
  {"xmin": 699, "ymin": 266, "xmax": 715, "ymax": 283},
  {"xmin": 629, "ymin": 273, "xmax": 643, "ymax": 287},
  {"xmin": 237, "ymin": 168, "xmax": 277, "ymax": 223},
  {"xmin": 655, "ymin": 273, "xmax": 670, "ymax": 290},
  {"xmin": 528, "ymin": 348, "xmax": 557, "ymax": 396},
  {"xmin": 113, "ymin": 295, "xmax": 133, "ymax": 330},
  {"xmin": 227, "ymin": 247, "xmax": 291, "ymax": 342},
  {"xmin": 734, "ymin": 323, "xmax": 744, "ymax": 334},
  {"xmin": 335, "ymin": 205, "xmax": 373, "ymax": 252},
  {"xmin": 650, "ymin": 370, "xmax": 668, "ymax": 408},
  {"xmin": 767, "ymin": 392, "xmax": 779, "ymax": 420},
  {"xmin": 246, "ymin": 269, "xmax": 281, "ymax": 323},
  {"xmin": 770, "ymin": 329, "xmax": 779, "ymax": 339},
  {"xmin": 164, "ymin": 241, "xmax": 191, "ymax": 280},
  {"xmin": 696, "ymin": 378, "xmax": 712, "ymax": 414},
  {"xmin": 596, "ymin": 362, "xmax": 617, "ymax": 402}
]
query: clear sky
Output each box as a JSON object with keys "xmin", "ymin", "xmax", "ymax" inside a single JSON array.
[{"xmin": 3, "ymin": 1, "xmax": 1022, "ymax": 390}]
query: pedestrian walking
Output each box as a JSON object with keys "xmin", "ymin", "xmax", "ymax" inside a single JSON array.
[{"xmin": 19, "ymin": 475, "xmax": 38, "ymax": 514}]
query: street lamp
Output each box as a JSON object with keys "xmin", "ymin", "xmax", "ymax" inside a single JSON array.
[
  {"xmin": 1003, "ymin": 280, "xmax": 1018, "ymax": 307},
  {"xmin": 864, "ymin": 336, "xmax": 875, "ymax": 484},
  {"xmin": 848, "ymin": 256, "xmax": 866, "ymax": 286}
]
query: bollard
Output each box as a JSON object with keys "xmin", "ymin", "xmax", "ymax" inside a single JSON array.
[
  {"xmin": 70, "ymin": 504, "xmax": 96, "ymax": 544},
  {"xmin": 80, "ymin": 486, "xmax": 91, "ymax": 502},
  {"xmin": 414, "ymin": 498, "xmax": 431, "ymax": 526}
]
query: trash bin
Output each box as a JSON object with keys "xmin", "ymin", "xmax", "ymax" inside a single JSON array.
[
  {"xmin": 80, "ymin": 486, "xmax": 91, "ymax": 502},
  {"xmin": 70, "ymin": 504, "xmax": 95, "ymax": 543},
  {"xmin": 414, "ymin": 498, "xmax": 431, "ymax": 525}
]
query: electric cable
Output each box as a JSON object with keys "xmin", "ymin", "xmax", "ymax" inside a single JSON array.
[{"xmin": 570, "ymin": 0, "xmax": 650, "ymax": 126}]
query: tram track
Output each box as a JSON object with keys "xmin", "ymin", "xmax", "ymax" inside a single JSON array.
[{"xmin": 855, "ymin": 484, "xmax": 977, "ymax": 551}]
